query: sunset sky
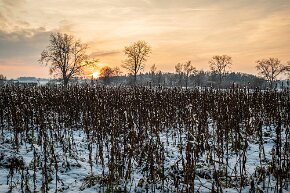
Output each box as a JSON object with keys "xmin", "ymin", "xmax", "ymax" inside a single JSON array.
[{"xmin": 0, "ymin": 0, "xmax": 290, "ymax": 78}]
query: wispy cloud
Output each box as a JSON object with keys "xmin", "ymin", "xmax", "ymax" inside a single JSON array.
[{"xmin": 90, "ymin": 51, "xmax": 120, "ymax": 57}]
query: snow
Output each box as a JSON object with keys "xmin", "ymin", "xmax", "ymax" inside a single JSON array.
[{"xmin": 0, "ymin": 120, "xmax": 288, "ymax": 193}]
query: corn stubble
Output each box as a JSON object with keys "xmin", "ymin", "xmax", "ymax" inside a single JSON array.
[{"xmin": 0, "ymin": 85, "xmax": 289, "ymax": 193}]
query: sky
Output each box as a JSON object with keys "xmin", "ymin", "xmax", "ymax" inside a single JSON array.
[{"xmin": 0, "ymin": 0, "xmax": 290, "ymax": 79}]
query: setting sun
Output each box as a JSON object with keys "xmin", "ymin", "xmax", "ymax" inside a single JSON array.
[{"xmin": 92, "ymin": 71, "xmax": 100, "ymax": 79}]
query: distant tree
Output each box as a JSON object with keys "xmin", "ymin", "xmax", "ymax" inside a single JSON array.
[
  {"xmin": 122, "ymin": 40, "xmax": 151, "ymax": 85},
  {"xmin": 40, "ymin": 32, "xmax": 97, "ymax": 86},
  {"xmin": 256, "ymin": 58, "xmax": 285, "ymax": 88},
  {"xmin": 193, "ymin": 70, "xmax": 206, "ymax": 86},
  {"xmin": 175, "ymin": 63, "xmax": 183, "ymax": 87},
  {"xmin": 175, "ymin": 61, "xmax": 197, "ymax": 88},
  {"xmin": 175, "ymin": 63, "xmax": 182, "ymax": 74},
  {"xmin": 150, "ymin": 64, "xmax": 157, "ymax": 85},
  {"xmin": 0, "ymin": 74, "xmax": 6, "ymax": 80},
  {"xmin": 113, "ymin": 67, "xmax": 122, "ymax": 76},
  {"xmin": 209, "ymin": 55, "xmax": 232, "ymax": 85},
  {"xmin": 156, "ymin": 70, "xmax": 164, "ymax": 85},
  {"xmin": 99, "ymin": 66, "xmax": 117, "ymax": 85},
  {"xmin": 183, "ymin": 61, "xmax": 197, "ymax": 89},
  {"xmin": 150, "ymin": 64, "xmax": 157, "ymax": 75},
  {"xmin": 0, "ymin": 74, "xmax": 6, "ymax": 86},
  {"xmin": 285, "ymin": 61, "xmax": 290, "ymax": 79}
]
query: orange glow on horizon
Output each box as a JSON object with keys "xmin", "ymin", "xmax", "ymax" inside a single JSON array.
[
  {"xmin": 92, "ymin": 71, "xmax": 100, "ymax": 79},
  {"xmin": 83, "ymin": 63, "xmax": 104, "ymax": 79}
]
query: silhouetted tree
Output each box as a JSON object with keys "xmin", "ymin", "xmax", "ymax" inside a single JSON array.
[
  {"xmin": 150, "ymin": 64, "xmax": 157, "ymax": 85},
  {"xmin": 175, "ymin": 61, "xmax": 197, "ymax": 88},
  {"xmin": 39, "ymin": 32, "xmax": 97, "ymax": 86},
  {"xmin": 175, "ymin": 63, "xmax": 183, "ymax": 87},
  {"xmin": 183, "ymin": 61, "xmax": 197, "ymax": 89},
  {"xmin": 122, "ymin": 40, "xmax": 151, "ymax": 85},
  {"xmin": 256, "ymin": 58, "xmax": 285, "ymax": 88},
  {"xmin": 99, "ymin": 66, "xmax": 116, "ymax": 85},
  {"xmin": 0, "ymin": 74, "xmax": 6, "ymax": 86},
  {"xmin": 193, "ymin": 70, "xmax": 207, "ymax": 86},
  {"xmin": 150, "ymin": 64, "xmax": 157, "ymax": 75},
  {"xmin": 209, "ymin": 55, "xmax": 232, "ymax": 85},
  {"xmin": 113, "ymin": 67, "xmax": 122, "ymax": 76},
  {"xmin": 285, "ymin": 61, "xmax": 290, "ymax": 79},
  {"xmin": 156, "ymin": 70, "xmax": 163, "ymax": 85}
]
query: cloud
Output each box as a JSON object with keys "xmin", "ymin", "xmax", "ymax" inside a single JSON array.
[
  {"xmin": 0, "ymin": 0, "xmax": 25, "ymax": 27},
  {"xmin": 0, "ymin": 11, "xmax": 7, "ymax": 28},
  {"xmin": 0, "ymin": 27, "xmax": 50, "ymax": 63},
  {"xmin": 1, "ymin": 0, "xmax": 24, "ymax": 7},
  {"xmin": 90, "ymin": 51, "xmax": 120, "ymax": 58}
]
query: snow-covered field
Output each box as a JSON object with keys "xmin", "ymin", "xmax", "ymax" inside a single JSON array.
[
  {"xmin": 0, "ymin": 86, "xmax": 289, "ymax": 192},
  {"xmin": 0, "ymin": 123, "xmax": 289, "ymax": 192}
]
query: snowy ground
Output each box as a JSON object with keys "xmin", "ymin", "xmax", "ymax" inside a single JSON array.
[{"xmin": 0, "ymin": 121, "xmax": 289, "ymax": 193}]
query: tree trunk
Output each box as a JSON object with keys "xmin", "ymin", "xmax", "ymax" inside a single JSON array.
[
  {"xmin": 63, "ymin": 77, "xmax": 69, "ymax": 87},
  {"xmin": 134, "ymin": 73, "xmax": 137, "ymax": 85},
  {"xmin": 219, "ymin": 74, "xmax": 222, "ymax": 86},
  {"xmin": 185, "ymin": 75, "xmax": 188, "ymax": 89}
]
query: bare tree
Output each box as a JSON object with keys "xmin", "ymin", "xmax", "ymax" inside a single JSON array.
[
  {"xmin": 209, "ymin": 55, "xmax": 232, "ymax": 85},
  {"xmin": 39, "ymin": 32, "xmax": 97, "ymax": 86},
  {"xmin": 175, "ymin": 61, "xmax": 197, "ymax": 88},
  {"xmin": 99, "ymin": 66, "xmax": 116, "ymax": 85},
  {"xmin": 113, "ymin": 67, "xmax": 122, "ymax": 76},
  {"xmin": 284, "ymin": 61, "xmax": 290, "ymax": 79},
  {"xmin": 183, "ymin": 61, "xmax": 197, "ymax": 89},
  {"xmin": 256, "ymin": 58, "xmax": 285, "ymax": 88},
  {"xmin": 150, "ymin": 64, "xmax": 157, "ymax": 75},
  {"xmin": 122, "ymin": 40, "xmax": 151, "ymax": 85},
  {"xmin": 150, "ymin": 64, "xmax": 157, "ymax": 85},
  {"xmin": 0, "ymin": 74, "xmax": 6, "ymax": 80},
  {"xmin": 175, "ymin": 63, "xmax": 183, "ymax": 87},
  {"xmin": 0, "ymin": 74, "xmax": 6, "ymax": 86},
  {"xmin": 156, "ymin": 70, "xmax": 163, "ymax": 85}
]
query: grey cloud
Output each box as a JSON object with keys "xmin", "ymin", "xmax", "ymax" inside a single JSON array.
[
  {"xmin": 0, "ymin": 28, "xmax": 50, "ymax": 63},
  {"xmin": 90, "ymin": 51, "xmax": 120, "ymax": 57}
]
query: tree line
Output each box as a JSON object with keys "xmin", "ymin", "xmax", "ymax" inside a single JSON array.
[{"xmin": 4, "ymin": 32, "xmax": 287, "ymax": 88}]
